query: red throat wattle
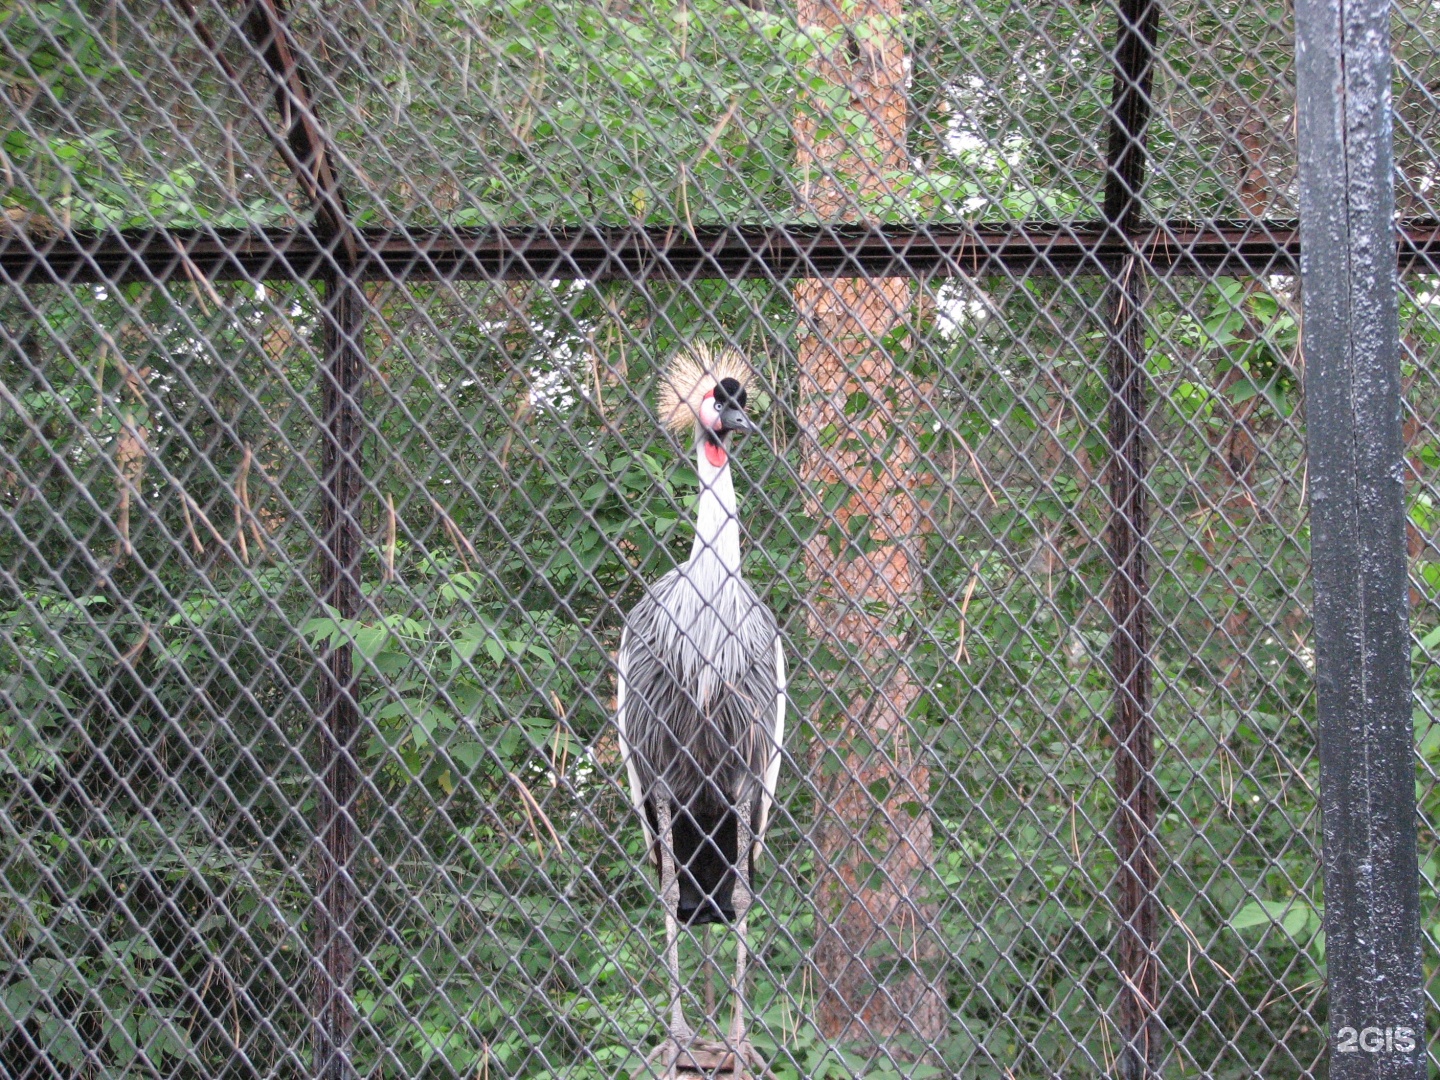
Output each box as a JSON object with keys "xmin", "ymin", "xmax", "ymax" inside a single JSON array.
[{"xmin": 704, "ymin": 441, "xmax": 728, "ymax": 469}]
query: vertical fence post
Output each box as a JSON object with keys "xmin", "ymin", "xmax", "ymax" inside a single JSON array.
[
  {"xmin": 225, "ymin": 5, "xmax": 367, "ymax": 1074},
  {"xmin": 314, "ymin": 269, "xmax": 365, "ymax": 1080},
  {"xmin": 1106, "ymin": 255, "xmax": 1157, "ymax": 1080},
  {"xmin": 1102, "ymin": 0, "xmax": 1161, "ymax": 1076},
  {"xmin": 1296, "ymin": 0, "xmax": 1425, "ymax": 1075}
]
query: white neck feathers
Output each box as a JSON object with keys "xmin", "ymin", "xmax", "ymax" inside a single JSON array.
[{"xmin": 691, "ymin": 435, "xmax": 741, "ymax": 574}]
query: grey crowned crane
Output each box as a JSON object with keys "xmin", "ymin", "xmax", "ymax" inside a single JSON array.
[{"xmin": 617, "ymin": 345, "xmax": 785, "ymax": 1075}]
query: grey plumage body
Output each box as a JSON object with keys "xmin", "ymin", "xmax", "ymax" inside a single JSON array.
[
  {"xmin": 616, "ymin": 349, "xmax": 783, "ymax": 1072},
  {"xmin": 619, "ymin": 549, "xmax": 782, "ymax": 923}
]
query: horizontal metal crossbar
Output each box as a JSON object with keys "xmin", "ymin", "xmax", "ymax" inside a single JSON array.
[{"xmin": 5, "ymin": 220, "xmax": 1439, "ymax": 285}]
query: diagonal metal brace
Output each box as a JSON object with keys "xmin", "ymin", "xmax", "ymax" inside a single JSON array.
[{"xmin": 172, "ymin": 0, "xmax": 357, "ymax": 263}]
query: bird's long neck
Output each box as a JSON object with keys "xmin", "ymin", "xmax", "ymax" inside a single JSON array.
[{"xmin": 691, "ymin": 433, "xmax": 741, "ymax": 574}]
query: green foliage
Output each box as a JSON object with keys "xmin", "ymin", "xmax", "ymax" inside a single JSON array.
[
  {"xmin": 0, "ymin": 0, "xmax": 1306, "ymax": 228},
  {"xmin": 0, "ymin": 0, "xmax": 1438, "ymax": 1072},
  {"xmin": 0, "ymin": 264, "xmax": 1372, "ymax": 1078}
]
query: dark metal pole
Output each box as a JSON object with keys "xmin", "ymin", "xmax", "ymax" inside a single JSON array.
[
  {"xmin": 1296, "ymin": 0, "xmax": 1424, "ymax": 1076},
  {"xmin": 1106, "ymin": 253, "xmax": 1156, "ymax": 1080},
  {"xmin": 1101, "ymin": 1, "xmax": 1161, "ymax": 1076},
  {"xmin": 218, "ymin": 5, "xmax": 367, "ymax": 1074},
  {"xmin": 15, "ymin": 222, "xmax": 1440, "ymax": 284},
  {"xmin": 314, "ymin": 271, "xmax": 364, "ymax": 1080}
]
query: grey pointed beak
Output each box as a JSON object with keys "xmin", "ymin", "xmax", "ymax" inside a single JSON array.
[{"xmin": 719, "ymin": 406, "xmax": 760, "ymax": 435}]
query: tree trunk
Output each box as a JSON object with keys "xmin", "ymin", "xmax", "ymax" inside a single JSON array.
[{"xmin": 792, "ymin": 0, "xmax": 947, "ymax": 1056}]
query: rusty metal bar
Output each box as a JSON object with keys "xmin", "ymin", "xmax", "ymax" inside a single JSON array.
[
  {"xmin": 1105, "ymin": 252, "xmax": 1157, "ymax": 1080},
  {"xmin": 1101, "ymin": 0, "xmax": 1161, "ymax": 1076},
  {"xmin": 313, "ymin": 271, "xmax": 365, "ymax": 1080},
  {"xmin": 223, "ymin": 3, "xmax": 364, "ymax": 1076},
  {"xmin": 6, "ymin": 220, "xmax": 1440, "ymax": 285},
  {"xmin": 169, "ymin": 0, "xmax": 356, "ymax": 265},
  {"xmin": 235, "ymin": 0, "xmax": 356, "ymax": 260}
]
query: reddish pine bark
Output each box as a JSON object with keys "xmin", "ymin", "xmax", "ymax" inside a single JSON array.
[{"xmin": 792, "ymin": 0, "xmax": 946, "ymax": 1054}]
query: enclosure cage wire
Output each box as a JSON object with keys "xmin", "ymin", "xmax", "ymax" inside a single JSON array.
[{"xmin": 0, "ymin": 0, "xmax": 1435, "ymax": 1078}]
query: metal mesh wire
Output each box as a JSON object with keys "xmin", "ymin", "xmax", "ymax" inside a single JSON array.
[{"xmin": 0, "ymin": 0, "xmax": 1434, "ymax": 1077}]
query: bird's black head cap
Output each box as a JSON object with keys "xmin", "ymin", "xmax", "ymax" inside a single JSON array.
[{"xmin": 715, "ymin": 377, "xmax": 746, "ymax": 411}]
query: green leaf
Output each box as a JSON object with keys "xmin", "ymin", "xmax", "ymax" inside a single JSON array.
[
  {"xmin": 39, "ymin": 1016, "xmax": 86, "ymax": 1067},
  {"xmin": 451, "ymin": 741, "xmax": 485, "ymax": 770},
  {"xmin": 353, "ymin": 624, "xmax": 391, "ymax": 660},
  {"xmin": 1230, "ymin": 899, "xmax": 1286, "ymax": 931}
]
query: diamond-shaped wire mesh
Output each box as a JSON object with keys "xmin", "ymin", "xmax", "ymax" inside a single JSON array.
[{"xmin": 0, "ymin": 0, "xmax": 1433, "ymax": 1077}]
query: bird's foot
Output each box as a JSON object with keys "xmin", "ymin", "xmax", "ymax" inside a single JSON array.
[
  {"xmin": 641, "ymin": 1026, "xmax": 698, "ymax": 1078},
  {"xmin": 640, "ymin": 1035, "xmax": 766, "ymax": 1078},
  {"xmin": 719, "ymin": 1038, "xmax": 765, "ymax": 1073}
]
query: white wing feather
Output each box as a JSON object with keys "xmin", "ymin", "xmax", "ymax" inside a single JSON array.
[
  {"xmin": 755, "ymin": 635, "xmax": 786, "ymax": 845},
  {"xmin": 614, "ymin": 628, "xmax": 652, "ymax": 847}
]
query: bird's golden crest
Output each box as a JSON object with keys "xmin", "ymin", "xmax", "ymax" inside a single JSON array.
[{"xmin": 658, "ymin": 343, "xmax": 753, "ymax": 433}]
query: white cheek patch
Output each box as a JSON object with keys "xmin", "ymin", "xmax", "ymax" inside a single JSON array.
[{"xmin": 698, "ymin": 395, "xmax": 722, "ymax": 431}]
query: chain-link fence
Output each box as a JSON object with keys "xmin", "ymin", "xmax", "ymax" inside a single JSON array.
[{"xmin": 0, "ymin": 0, "xmax": 1434, "ymax": 1077}]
